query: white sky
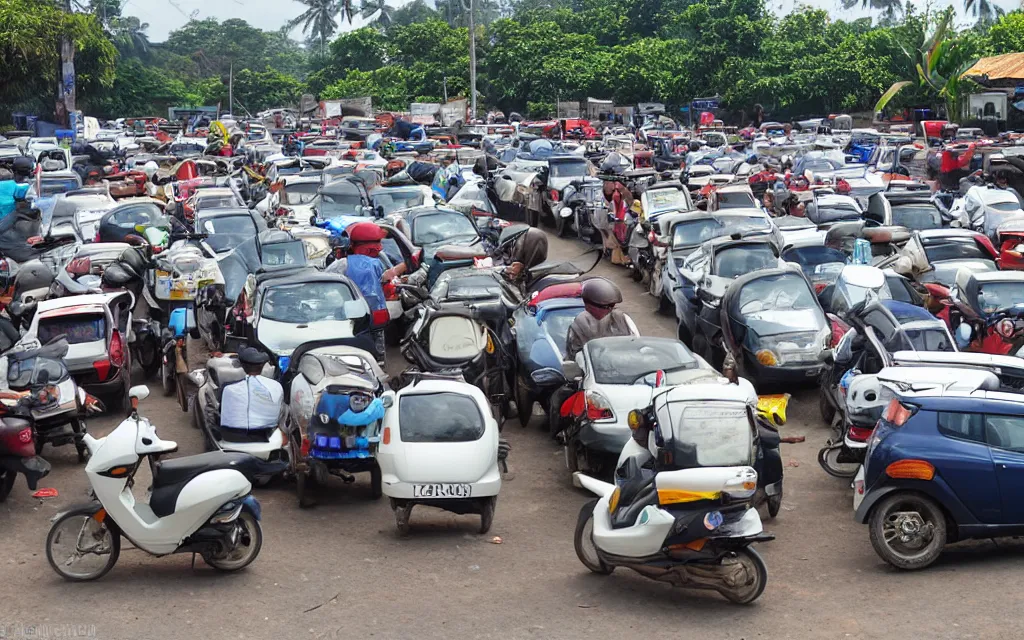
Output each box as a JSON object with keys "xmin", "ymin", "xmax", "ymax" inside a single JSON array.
[{"xmin": 130, "ymin": 0, "xmax": 1018, "ymax": 42}]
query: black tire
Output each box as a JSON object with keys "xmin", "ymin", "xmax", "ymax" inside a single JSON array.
[
  {"xmin": 138, "ymin": 336, "xmax": 161, "ymax": 379},
  {"xmin": 658, "ymin": 290, "xmax": 673, "ymax": 315},
  {"xmin": 573, "ymin": 500, "xmax": 613, "ymax": 574},
  {"xmin": 719, "ymin": 547, "xmax": 768, "ymax": 604},
  {"xmin": 678, "ymin": 322, "xmax": 693, "ymax": 349},
  {"xmin": 369, "ymin": 461, "xmax": 382, "ymax": 500},
  {"xmin": 161, "ymin": 355, "xmax": 175, "ymax": 397},
  {"xmin": 630, "ymin": 266, "xmax": 644, "ymax": 282},
  {"xmin": 817, "ymin": 444, "xmax": 859, "ymax": 479},
  {"xmin": 35, "ymin": 439, "xmax": 44, "ymax": 455},
  {"xmin": 479, "ymin": 496, "xmax": 496, "ymax": 534},
  {"xmin": 72, "ymin": 419, "xmax": 88, "ymax": 464},
  {"xmin": 0, "ymin": 469, "xmax": 16, "ymax": 503},
  {"xmin": 819, "ymin": 387, "xmax": 836, "ymax": 425},
  {"xmin": 45, "ymin": 508, "xmax": 121, "ymax": 581},
  {"xmin": 395, "ymin": 504, "xmax": 412, "ymax": 536},
  {"xmin": 868, "ymin": 492, "xmax": 947, "ymax": 570},
  {"xmin": 203, "ymin": 511, "xmax": 263, "ymax": 572},
  {"xmin": 767, "ymin": 489, "xmax": 782, "ymax": 519},
  {"xmin": 514, "ymin": 378, "xmax": 533, "ymax": 429},
  {"xmin": 296, "ymin": 471, "xmax": 312, "ymax": 508}
]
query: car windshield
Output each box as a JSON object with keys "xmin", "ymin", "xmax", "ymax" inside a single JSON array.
[
  {"xmin": 891, "ymin": 204, "xmax": 941, "ymax": 230},
  {"xmin": 715, "ymin": 192, "xmax": 757, "ymax": 209},
  {"xmin": 588, "ymin": 340, "xmax": 696, "ymax": 385},
  {"xmin": 715, "ymin": 245, "xmax": 777, "ymax": 279},
  {"xmin": 672, "ymin": 216, "xmax": 769, "ymax": 249},
  {"xmin": 549, "ymin": 161, "xmax": 588, "ymax": 179},
  {"xmin": 411, "ymin": 212, "xmax": 478, "ymax": 246},
  {"xmin": 902, "ymin": 327, "xmax": 954, "ymax": 352},
  {"xmin": 978, "ymin": 282, "xmax": 1024, "ymax": 314},
  {"xmin": 737, "ymin": 274, "xmax": 819, "ymax": 314},
  {"xmin": 782, "ymin": 246, "xmax": 848, "ymax": 277},
  {"xmin": 399, "ymin": 392, "xmax": 485, "ymax": 442},
  {"xmin": 318, "ymin": 191, "xmax": 366, "ymax": 218},
  {"xmin": 196, "ymin": 195, "xmax": 238, "ymax": 210},
  {"xmin": 282, "ymin": 183, "xmax": 319, "ymax": 205},
  {"xmin": 261, "ymin": 282, "xmax": 355, "ymax": 323},
  {"xmin": 169, "ymin": 143, "xmax": 204, "ymax": 155},
  {"xmin": 541, "ymin": 308, "xmax": 579, "ymax": 354},
  {"xmin": 373, "ymin": 190, "xmax": 426, "ymax": 215},
  {"xmin": 199, "ymin": 215, "xmax": 257, "ymax": 253},
  {"xmin": 647, "ymin": 189, "xmax": 688, "ymax": 213},
  {"xmin": 261, "ymin": 240, "xmax": 306, "ymax": 266},
  {"xmin": 923, "ymin": 237, "xmax": 987, "ymax": 262}
]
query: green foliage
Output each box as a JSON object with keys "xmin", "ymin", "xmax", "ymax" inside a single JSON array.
[{"xmin": 989, "ymin": 11, "xmax": 1024, "ymax": 54}]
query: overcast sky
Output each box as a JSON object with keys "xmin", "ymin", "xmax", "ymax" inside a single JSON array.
[{"xmin": 129, "ymin": 0, "xmax": 1017, "ymax": 42}]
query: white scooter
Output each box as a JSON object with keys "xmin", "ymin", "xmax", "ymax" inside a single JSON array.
[
  {"xmin": 573, "ymin": 379, "xmax": 774, "ymax": 604},
  {"xmin": 45, "ymin": 386, "xmax": 271, "ymax": 581}
]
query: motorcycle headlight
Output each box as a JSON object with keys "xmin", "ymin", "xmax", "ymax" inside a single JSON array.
[{"xmin": 349, "ymin": 392, "xmax": 372, "ymax": 413}]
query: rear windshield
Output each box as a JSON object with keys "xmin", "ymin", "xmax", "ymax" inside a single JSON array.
[
  {"xmin": 715, "ymin": 245, "xmax": 777, "ymax": 279},
  {"xmin": 978, "ymin": 282, "xmax": 1024, "ymax": 314},
  {"xmin": 283, "ymin": 183, "xmax": 319, "ymax": 205},
  {"xmin": 399, "ymin": 392, "xmax": 485, "ymax": 442},
  {"xmin": 38, "ymin": 314, "xmax": 105, "ymax": 345},
  {"xmin": 196, "ymin": 195, "xmax": 238, "ymax": 210},
  {"xmin": 782, "ymin": 246, "xmax": 847, "ymax": 276},
  {"xmin": 373, "ymin": 190, "xmax": 425, "ymax": 215},
  {"xmin": 541, "ymin": 308, "xmax": 579, "ymax": 350},
  {"xmin": 715, "ymin": 192, "xmax": 756, "ymax": 209},
  {"xmin": 588, "ymin": 340, "xmax": 696, "ymax": 385},
  {"xmin": 549, "ymin": 161, "xmax": 588, "ymax": 179},
  {"xmin": 902, "ymin": 327, "xmax": 955, "ymax": 352},
  {"xmin": 923, "ymin": 237, "xmax": 987, "ymax": 262},
  {"xmin": 891, "ymin": 203, "xmax": 941, "ymax": 230},
  {"xmin": 261, "ymin": 282, "xmax": 355, "ymax": 323},
  {"xmin": 40, "ymin": 178, "xmax": 81, "ymax": 196}
]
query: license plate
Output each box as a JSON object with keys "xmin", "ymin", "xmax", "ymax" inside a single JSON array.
[
  {"xmin": 413, "ymin": 484, "xmax": 471, "ymax": 499},
  {"xmin": 853, "ymin": 465, "xmax": 866, "ymax": 512}
]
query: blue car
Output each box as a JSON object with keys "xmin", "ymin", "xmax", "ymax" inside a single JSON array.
[
  {"xmin": 512, "ymin": 295, "xmax": 584, "ymax": 429},
  {"xmin": 854, "ymin": 380, "xmax": 1024, "ymax": 570}
]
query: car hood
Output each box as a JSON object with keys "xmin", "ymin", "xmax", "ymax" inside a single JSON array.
[
  {"xmin": 257, "ymin": 318, "xmax": 355, "ymax": 355},
  {"xmin": 741, "ymin": 308, "xmax": 825, "ymax": 337}
]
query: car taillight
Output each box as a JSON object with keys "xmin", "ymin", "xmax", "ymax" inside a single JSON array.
[
  {"xmin": 109, "ymin": 329, "xmax": 124, "ymax": 367},
  {"xmin": 66, "ymin": 257, "xmax": 91, "ymax": 276},
  {"xmin": 300, "ymin": 437, "xmax": 310, "ymax": 457},
  {"xmin": 848, "ymin": 424, "xmax": 874, "ymax": 442},
  {"xmin": 996, "ymin": 318, "xmax": 1016, "ymax": 339},
  {"xmin": 549, "ymin": 189, "xmax": 559, "ymax": 202},
  {"xmin": 882, "ymin": 398, "xmax": 914, "ymax": 427},
  {"xmin": 382, "ymin": 282, "xmax": 398, "ymax": 300},
  {"xmin": 371, "ymin": 309, "xmax": 390, "ymax": 326},
  {"xmin": 94, "ymin": 229, "xmax": 101, "ymax": 243},
  {"xmin": 648, "ymin": 230, "xmax": 657, "ymax": 244},
  {"xmin": 585, "ymin": 391, "xmax": 614, "ymax": 421}
]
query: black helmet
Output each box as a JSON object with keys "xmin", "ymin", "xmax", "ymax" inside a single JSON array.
[
  {"xmin": 239, "ymin": 347, "xmax": 268, "ymax": 366},
  {"xmin": 582, "ymin": 277, "xmax": 622, "ymax": 307},
  {"xmin": 688, "ymin": 140, "xmax": 701, "ymax": 153}
]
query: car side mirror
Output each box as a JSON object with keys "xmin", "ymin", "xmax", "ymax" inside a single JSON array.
[{"xmin": 381, "ymin": 389, "xmax": 396, "ymax": 408}]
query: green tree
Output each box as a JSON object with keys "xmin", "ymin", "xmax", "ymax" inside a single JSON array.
[
  {"xmin": 390, "ymin": 0, "xmax": 440, "ymax": 26},
  {"xmin": 360, "ymin": 0, "xmax": 395, "ymax": 27},
  {"xmin": 989, "ymin": 11, "xmax": 1024, "ymax": 53}
]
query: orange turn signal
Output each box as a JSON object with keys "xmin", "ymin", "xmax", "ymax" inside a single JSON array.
[
  {"xmin": 885, "ymin": 459, "xmax": 935, "ymax": 481},
  {"xmin": 382, "ymin": 427, "xmax": 391, "ymax": 445}
]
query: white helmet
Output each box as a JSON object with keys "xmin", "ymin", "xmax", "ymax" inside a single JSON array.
[{"xmin": 143, "ymin": 161, "xmax": 159, "ymax": 178}]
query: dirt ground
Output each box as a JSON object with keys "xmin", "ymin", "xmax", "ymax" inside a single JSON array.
[{"xmin": 1, "ymin": 229, "xmax": 1021, "ymax": 640}]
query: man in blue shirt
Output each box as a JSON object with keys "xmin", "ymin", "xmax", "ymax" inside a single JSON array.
[{"xmin": 0, "ymin": 169, "xmax": 29, "ymax": 220}]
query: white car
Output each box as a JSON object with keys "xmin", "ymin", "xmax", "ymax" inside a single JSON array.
[{"xmin": 958, "ymin": 184, "xmax": 1024, "ymax": 242}]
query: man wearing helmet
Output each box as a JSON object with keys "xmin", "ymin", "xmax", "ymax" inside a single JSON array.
[{"xmin": 565, "ymin": 277, "xmax": 639, "ymax": 359}]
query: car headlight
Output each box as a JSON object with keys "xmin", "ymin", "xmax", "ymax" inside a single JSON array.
[
  {"xmin": 349, "ymin": 392, "xmax": 372, "ymax": 413},
  {"xmin": 754, "ymin": 328, "xmax": 827, "ymax": 366}
]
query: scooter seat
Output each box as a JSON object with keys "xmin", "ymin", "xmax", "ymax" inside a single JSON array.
[
  {"xmin": 152, "ymin": 451, "xmax": 254, "ymax": 488},
  {"xmin": 219, "ymin": 426, "xmax": 275, "ymax": 443}
]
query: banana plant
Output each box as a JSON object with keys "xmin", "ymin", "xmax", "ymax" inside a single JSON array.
[{"xmin": 874, "ymin": 7, "xmax": 978, "ymax": 120}]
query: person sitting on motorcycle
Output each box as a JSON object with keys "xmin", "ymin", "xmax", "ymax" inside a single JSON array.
[
  {"xmin": 0, "ymin": 169, "xmax": 29, "ymax": 221},
  {"xmin": 992, "ymin": 167, "xmax": 1024, "ymax": 208},
  {"xmin": 220, "ymin": 347, "xmax": 284, "ymax": 434},
  {"xmin": 504, "ymin": 227, "xmax": 548, "ymax": 282},
  {"xmin": 565, "ymin": 278, "xmax": 639, "ymax": 359}
]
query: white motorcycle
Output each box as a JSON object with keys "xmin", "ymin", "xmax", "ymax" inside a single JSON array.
[
  {"xmin": 573, "ymin": 379, "xmax": 773, "ymax": 604},
  {"xmin": 45, "ymin": 386, "xmax": 270, "ymax": 581}
]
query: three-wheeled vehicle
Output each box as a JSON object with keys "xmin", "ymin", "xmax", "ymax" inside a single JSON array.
[
  {"xmin": 378, "ymin": 376, "xmax": 504, "ymax": 535},
  {"xmin": 283, "ymin": 337, "xmax": 390, "ymax": 506}
]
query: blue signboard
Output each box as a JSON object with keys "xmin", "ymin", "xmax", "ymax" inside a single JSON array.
[{"xmin": 692, "ymin": 99, "xmax": 719, "ymax": 110}]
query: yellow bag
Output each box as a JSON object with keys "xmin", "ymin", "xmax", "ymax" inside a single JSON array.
[{"xmin": 757, "ymin": 394, "xmax": 790, "ymax": 427}]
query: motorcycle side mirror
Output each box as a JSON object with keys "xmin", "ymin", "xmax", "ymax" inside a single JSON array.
[
  {"xmin": 561, "ymin": 360, "xmax": 583, "ymax": 382},
  {"xmin": 381, "ymin": 390, "xmax": 396, "ymax": 409},
  {"xmin": 309, "ymin": 215, "xmax": 317, "ymax": 226}
]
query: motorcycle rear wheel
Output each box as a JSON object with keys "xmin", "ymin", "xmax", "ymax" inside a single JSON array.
[
  {"xmin": 817, "ymin": 444, "xmax": 859, "ymax": 479},
  {"xmin": 573, "ymin": 500, "xmax": 613, "ymax": 575},
  {"xmin": 203, "ymin": 511, "xmax": 262, "ymax": 572},
  {"xmin": 719, "ymin": 547, "xmax": 768, "ymax": 604}
]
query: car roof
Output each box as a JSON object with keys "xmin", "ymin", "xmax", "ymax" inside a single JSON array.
[
  {"xmin": 892, "ymin": 349, "xmax": 1024, "ymax": 373},
  {"xmin": 973, "ymin": 270, "xmax": 1024, "ymax": 283},
  {"xmin": 258, "ymin": 270, "xmax": 351, "ymax": 292},
  {"xmin": 196, "ymin": 207, "xmax": 254, "ymax": 219},
  {"xmin": 919, "ymin": 229, "xmax": 980, "ymax": 240}
]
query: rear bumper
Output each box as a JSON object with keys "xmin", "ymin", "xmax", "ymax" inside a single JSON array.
[
  {"xmin": 579, "ymin": 421, "xmax": 631, "ymax": 455},
  {"xmin": 71, "ymin": 366, "xmax": 127, "ymax": 397},
  {"xmin": 381, "ymin": 465, "xmax": 501, "ymax": 499},
  {"xmin": 0, "ymin": 455, "xmax": 51, "ymax": 490}
]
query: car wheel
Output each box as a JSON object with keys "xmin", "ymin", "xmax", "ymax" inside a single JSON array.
[
  {"xmin": 819, "ymin": 387, "xmax": 836, "ymax": 425},
  {"xmin": 369, "ymin": 461, "xmax": 382, "ymax": 500},
  {"xmin": 767, "ymin": 488, "xmax": 783, "ymax": 519},
  {"xmin": 869, "ymin": 492, "xmax": 947, "ymax": 570},
  {"xmin": 479, "ymin": 496, "xmax": 496, "ymax": 534},
  {"xmin": 0, "ymin": 469, "xmax": 16, "ymax": 503}
]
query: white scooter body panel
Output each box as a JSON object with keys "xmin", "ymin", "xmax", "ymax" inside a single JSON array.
[
  {"xmin": 714, "ymin": 507, "xmax": 763, "ymax": 538},
  {"xmin": 653, "ymin": 466, "xmax": 758, "ymax": 494},
  {"xmin": 615, "ymin": 437, "xmax": 652, "ymax": 473},
  {"xmin": 591, "ymin": 493, "xmax": 677, "ymax": 557}
]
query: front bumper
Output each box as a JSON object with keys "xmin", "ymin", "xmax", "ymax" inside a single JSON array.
[{"xmin": 746, "ymin": 357, "xmax": 823, "ymax": 385}]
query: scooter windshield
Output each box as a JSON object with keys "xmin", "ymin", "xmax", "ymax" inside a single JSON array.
[{"xmin": 7, "ymin": 356, "xmax": 68, "ymax": 389}]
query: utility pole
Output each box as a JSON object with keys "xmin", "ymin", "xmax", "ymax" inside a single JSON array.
[
  {"xmin": 228, "ymin": 62, "xmax": 234, "ymax": 117},
  {"xmin": 443, "ymin": 76, "xmax": 448, "ymax": 104},
  {"xmin": 57, "ymin": 0, "xmax": 76, "ymax": 127},
  {"xmin": 468, "ymin": 0, "xmax": 477, "ymax": 121}
]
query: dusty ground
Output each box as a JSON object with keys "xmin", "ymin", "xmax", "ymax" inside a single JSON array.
[{"xmin": 1, "ymin": 229, "xmax": 1022, "ymax": 640}]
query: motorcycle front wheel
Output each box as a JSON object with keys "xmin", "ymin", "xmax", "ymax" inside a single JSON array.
[
  {"xmin": 573, "ymin": 500, "xmax": 613, "ymax": 575},
  {"xmin": 46, "ymin": 508, "xmax": 120, "ymax": 582},
  {"xmin": 817, "ymin": 444, "xmax": 859, "ymax": 479},
  {"xmin": 719, "ymin": 547, "xmax": 768, "ymax": 604}
]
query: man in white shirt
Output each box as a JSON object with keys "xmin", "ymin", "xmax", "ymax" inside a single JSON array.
[{"xmin": 220, "ymin": 347, "xmax": 284, "ymax": 432}]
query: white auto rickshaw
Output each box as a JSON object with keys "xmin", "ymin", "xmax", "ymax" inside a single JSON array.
[{"xmin": 377, "ymin": 377, "xmax": 503, "ymax": 536}]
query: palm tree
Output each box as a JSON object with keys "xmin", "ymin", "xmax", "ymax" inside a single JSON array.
[
  {"xmin": 107, "ymin": 15, "xmax": 150, "ymax": 55},
  {"xmin": 964, "ymin": 0, "xmax": 1004, "ymax": 27},
  {"xmin": 360, "ymin": 0, "xmax": 394, "ymax": 27},
  {"xmin": 288, "ymin": 0, "xmax": 355, "ymax": 54},
  {"xmin": 839, "ymin": 0, "xmax": 905, "ymax": 25}
]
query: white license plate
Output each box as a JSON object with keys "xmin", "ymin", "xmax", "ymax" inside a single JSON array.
[
  {"xmin": 413, "ymin": 484, "xmax": 471, "ymax": 499},
  {"xmin": 853, "ymin": 465, "xmax": 866, "ymax": 512}
]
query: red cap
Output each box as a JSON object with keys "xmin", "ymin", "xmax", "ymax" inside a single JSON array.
[{"xmin": 348, "ymin": 222, "xmax": 386, "ymax": 244}]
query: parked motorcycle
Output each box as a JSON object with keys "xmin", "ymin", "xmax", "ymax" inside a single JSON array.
[
  {"xmin": 572, "ymin": 375, "xmax": 773, "ymax": 604},
  {"xmin": 5, "ymin": 338, "xmax": 105, "ymax": 462},
  {"xmin": 555, "ymin": 178, "xmax": 606, "ymax": 242},
  {"xmin": 0, "ymin": 394, "xmax": 52, "ymax": 502},
  {"xmin": 45, "ymin": 385, "xmax": 279, "ymax": 581}
]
